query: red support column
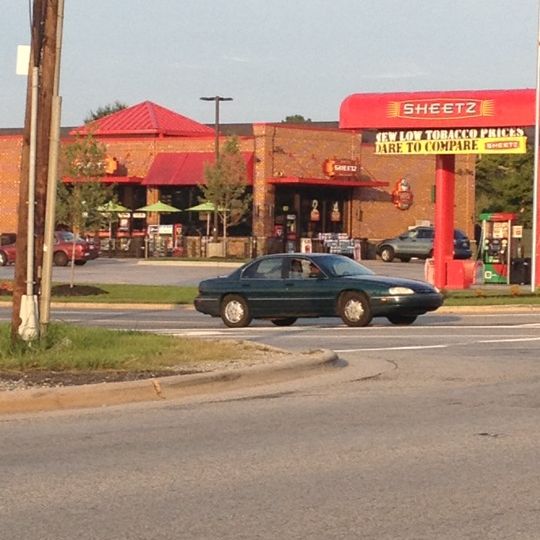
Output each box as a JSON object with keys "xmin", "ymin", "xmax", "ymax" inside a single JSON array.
[
  {"xmin": 434, "ymin": 154, "xmax": 455, "ymax": 289},
  {"xmin": 535, "ymin": 163, "xmax": 540, "ymax": 289}
]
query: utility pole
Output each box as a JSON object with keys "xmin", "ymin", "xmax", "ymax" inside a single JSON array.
[
  {"xmin": 11, "ymin": 0, "xmax": 59, "ymax": 342},
  {"xmin": 40, "ymin": 0, "xmax": 64, "ymax": 335}
]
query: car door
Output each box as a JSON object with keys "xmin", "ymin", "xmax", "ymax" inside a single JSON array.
[
  {"xmin": 415, "ymin": 227, "xmax": 434, "ymax": 257},
  {"xmin": 238, "ymin": 256, "xmax": 289, "ymax": 317},
  {"xmin": 283, "ymin": 257, "xmax": 328, "ymax": 315},
  {"xmin": 397, "ymin": 228, "xmax": 420, "ymax": 257}
]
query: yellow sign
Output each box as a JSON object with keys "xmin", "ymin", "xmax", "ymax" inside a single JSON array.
[
  {"xmin": 375, "ymin": 136, "xmax": 526, "ymax": 155},
  {"xmin": 374, "ymin": 127, "xmax": 527, "ymax": 155}
]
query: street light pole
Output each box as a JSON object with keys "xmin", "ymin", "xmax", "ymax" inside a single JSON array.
[
  {"xmin": 200, "ymin": 96, "xmax": 233, "ymax": 241},
  {"xmin": 200, "ymin": 95, "xmax": 233, "ymax": 159}
]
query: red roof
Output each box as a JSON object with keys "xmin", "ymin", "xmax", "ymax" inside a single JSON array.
[
  {"xmin": 142, "ymin": 152, "xmax": 254, "ymax": 186},
  {"xmin": 70, "ymin": 101, "xmax": 215, "ymax": 137},
  {"xmin": 268, "ymin": 176, "xmax": 388, "ymax": 188}
]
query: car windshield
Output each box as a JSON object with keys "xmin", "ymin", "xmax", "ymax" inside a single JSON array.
[
  {"xmin": 56, "ymin": 231, "xmax": 80, "ymax": 242},
  {"xmin": 318, "ymin": 255, "xmax": 375, "ymax": 277}
]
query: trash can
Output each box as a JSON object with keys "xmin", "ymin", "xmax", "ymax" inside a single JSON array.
[{"xmin": 510, "ymin": 258, "xmax": 531, "ymax": 285}]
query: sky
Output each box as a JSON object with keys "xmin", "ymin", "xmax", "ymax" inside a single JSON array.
[{"xmin": 1, "ymin": 0, "xmax": 539, "ymax": 129}]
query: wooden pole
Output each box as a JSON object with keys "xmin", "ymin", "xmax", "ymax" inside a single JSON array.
[{"xmin": 11, "ymin": 0, "xmax": 58, "ymax": 341}]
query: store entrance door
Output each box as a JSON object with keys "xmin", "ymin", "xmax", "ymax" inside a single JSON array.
[{"xmin": 274, "ymin": 186, "xmax": 351, "ymax": 252}]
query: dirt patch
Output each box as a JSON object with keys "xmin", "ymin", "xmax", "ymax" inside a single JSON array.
[
  {"xmin": 51, "ymin": 284, "xmax": 108, "ymax": 297},
  {"xmin": 0, "ymin": 368, "xmax": 203, "ymax": 391},
  {"xmin": 0, "ymin": 349, "xmax": 293, "ymax": 392}
]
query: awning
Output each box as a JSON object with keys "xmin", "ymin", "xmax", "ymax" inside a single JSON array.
[
  {"xmin": 268, "ymin": 176, "xmax": 389, "ymax": 188},
  {"xmin": 142, "ymin": 152, "xmax": 254, "ymax": 186}
]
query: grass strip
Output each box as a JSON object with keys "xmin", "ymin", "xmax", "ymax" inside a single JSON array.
[
  {"xmin": 0, "ymin": 323, "xmax": 259, "ymax": 372},
  {"xmin": 0, "ymin": 281, "xmax": 197, "ymax": 304}
]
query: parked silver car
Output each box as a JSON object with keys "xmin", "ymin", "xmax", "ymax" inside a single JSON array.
[{"xmin": 376, "ymin": 226, "xmax": 472, "ymax": 262}]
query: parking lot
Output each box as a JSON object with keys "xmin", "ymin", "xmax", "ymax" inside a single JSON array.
[{"xmin": 0, "ymin": 256, "xmax": 428, "ymax": 286}]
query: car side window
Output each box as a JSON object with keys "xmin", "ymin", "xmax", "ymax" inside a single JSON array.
[
  {"xmin": 287, "ymin": 258, "xmax": 321, "ymax": 279},
  {"xmin": 289, "ymin": 258, "xmax": 305, "ymax": 279},
  {"xmin": 242, "ymin": 258, "xmax": 284, "ymax": 279}
]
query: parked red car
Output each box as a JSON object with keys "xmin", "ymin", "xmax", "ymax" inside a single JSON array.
[
  {"xmin": 0, "ymin": 232, "xmax": 99, "ymax": 267},
  {"xmin": 0, "ymin": 242, "xmax": 16, "ymax": 266},
  {"xmin": 53, "ymin": 231, "xmax": 99, "ymax": 266}
]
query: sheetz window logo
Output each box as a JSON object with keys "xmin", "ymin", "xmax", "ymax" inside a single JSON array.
[{"xmin": 387, "ymin": 99, "xmax": 495, "ymax": 120}]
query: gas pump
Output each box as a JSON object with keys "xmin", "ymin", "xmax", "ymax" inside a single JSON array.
[{"xmin": 479, "ymin": 212, "xmax": 516, "ymax": 284}]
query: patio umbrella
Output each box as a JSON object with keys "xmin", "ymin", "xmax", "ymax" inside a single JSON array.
[
  {"xmin": 136, "ymin": 200, "xmax": 181, "ymax": 213},
  {"xmin": 185, "ymin": 202, "xmax": 225, "ymax": 235},
  {"xmin": 97, "ymin": 201, "xmax": 130, "ymax": 248},
  {"xmin": 185, "ymin": 201, "xmax": 216, "ymax": 212},
  {"xmin": 136, "ymin": 200, "xmax": 181, "ymax": 226},
  {"xmin": 98, "ymin": 201, "xmax": 129, "ymax": 213}
]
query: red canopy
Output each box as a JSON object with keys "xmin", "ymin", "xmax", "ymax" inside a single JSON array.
[
  {"xmin": 340, "ymin": 89, "xmax": 536, "ymax": 130},
  {"xmin": 268, "ymin": 176, "xmax": 388, "ymax": 188},
  {"xmin": 142, "ymin": 152, "xmax": 254, "ymax": 186}
]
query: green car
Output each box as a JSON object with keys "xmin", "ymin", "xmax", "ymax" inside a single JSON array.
[{"xmin": 194, "ymin": 253, "xmax": 443, "ymax": 328}]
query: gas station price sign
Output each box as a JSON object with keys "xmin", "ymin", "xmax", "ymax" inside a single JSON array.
[{"xmin": 375, "ymin": 127, "xmax": 527, "ymax": 155}]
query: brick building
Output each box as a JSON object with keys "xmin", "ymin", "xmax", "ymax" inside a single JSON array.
[{"xmin": 0, "ymin": 101, "xmax": 475, "ymax": 256}]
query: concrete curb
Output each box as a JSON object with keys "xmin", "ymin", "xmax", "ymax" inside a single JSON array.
[
  {"xmin": 438, "ymin": 304, "xmax": 540, "ymax": 314},
  {"xmin": 0, "ymin": 349, "xmax": 341, "ymax": 416}
]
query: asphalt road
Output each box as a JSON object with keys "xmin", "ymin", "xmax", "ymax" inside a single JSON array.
[
  {"xmin": 1, "ymin": 308, "xmax": 540, "ymax": 539},
  {"xmin": 2, "ymin": 260, "xmax": 540, "ymax": 538}
]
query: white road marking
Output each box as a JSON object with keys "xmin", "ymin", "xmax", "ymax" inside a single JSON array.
[
  {"xmin": 334, "ymin": 344, "xmax": 450, "ymax": 353},
  {"xmin": 478, "ymin": 336, "xmax": 540, "ymax": 344}
]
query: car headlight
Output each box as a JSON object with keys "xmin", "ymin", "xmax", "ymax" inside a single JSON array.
[{"xmin": 388, "ymin": 286, "xmax": 414, "ymax": 295}]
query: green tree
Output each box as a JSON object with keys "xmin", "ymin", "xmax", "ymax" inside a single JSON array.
[
  {"xmin": 84, "ymin": 101, "xmax": 128, "ymax": 123},
  {"xmin": 282, "ymin": 114, "xmax": 312, "ymax": 123},
  {"xmin": 201, "ymin": 137, "xmax": 251, "ymax": 242},
  {"xmin": 475, "ymin": 149, "xmax": 534, "ymax": 226},
  {"xmin": 57, "ymin": 134, "xmax": 114, "ymax": 285}
]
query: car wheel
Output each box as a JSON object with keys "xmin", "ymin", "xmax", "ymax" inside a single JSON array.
[
  {"xmin": 380, "ymin": 246, "xmax": 394, "ymax": 262},
  {"xmin": 339, "ymin": 291, "xmax": 372, "ymax": 327},
  {"xmin": 221, "ymin": 295, "xmax": 252, "ymax": 328},
  {"xmin": 387, "ymin": 314, "xmax": 417, "ymax": 325},
  {"xmin": 53, "ymin": 251, "xmax": 69, "ymax": 267},
  {"xmin": 0, "ymin": 251, "xmax": 7, "ymax": 267},
  {"xmin": 399, "ymin": 256, "xmax": 411, "ymax": 263},
  {"xmin": 74, "ymin": 260, "xmax": 87, "ymax": 266},
  {"xmin": 271, "ymin": 317, "xmax": 297, "ymax": 326}
]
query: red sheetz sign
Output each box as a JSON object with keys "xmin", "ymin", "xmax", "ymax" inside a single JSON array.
[
  {"xmin": 339, "ymin": 89, "xmax": 536, "ymax": 129},
  {"xmin": 387, "ymin": 99, "xmax": 494, "ymax": 121},
  {"xmin": 323, "ymin": 158, "xmax": 360, "ymax": 177}
]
